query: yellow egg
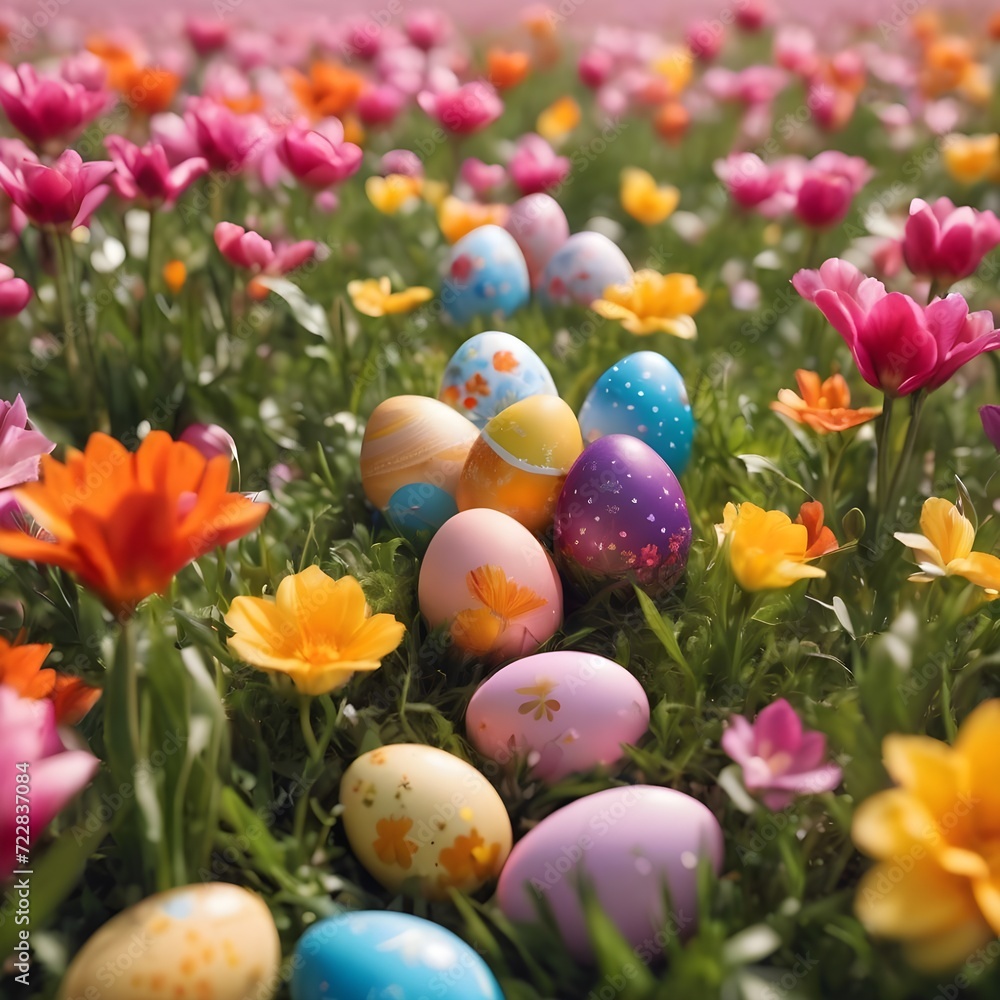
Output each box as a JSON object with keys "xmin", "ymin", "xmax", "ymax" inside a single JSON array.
[
  {"xmin": 456, "ymin": 396, "xmax": 583, "ymax": 532},
  {"xmin": 360, "ymin": 395, "xmax": 479, "ymax": 510},
  {"xmin": 340, "ymin": 744, "xmax": 512, "ymax": 900},
  {"xmin": 59, "ymin": 883, "xmax": 280, "ymax": 1000}
]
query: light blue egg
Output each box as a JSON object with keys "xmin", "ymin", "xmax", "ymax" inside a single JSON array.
[
  {"xmin": 442, "ymin": 225, "xmax": 530, "ymax": 324},
  {"xmin": 291, "ymin": 910, "xmax": 505, "ymax": 1000},
  {"xmin": 538, "ymin": 231, "xmax": 633, "ymax": 307},
  {"xmin": 578, "ymin": 351, "xmax": 695, "ymax": 474},
  {"xmin": 384, "ymin": 483, "xmax": 458, "ymax": 551},
  {"xmin": 438, "ymin": 331, "xmax": 558, "ymax": 427}
]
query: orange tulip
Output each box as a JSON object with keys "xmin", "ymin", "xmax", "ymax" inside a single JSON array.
[
  {"xmin": 770, "ymin": 370, "xmax": 881, "ymax": 434},
  {"xmin": 0, "ymin": 432, "xmax": 268, "ymax": 617},
  {"xmin": 795, "ymin": 501, "xmax": 838, "ymax": 558},
  {"xmin": 86, "ymin": 36, "xmax": 137, "ymax": 91},
  {"xmin": 654, "ymin": 101, "xmax": 690, "ymax": 144},
  {"xmin": 0, "ymin": 636, "xmax": 101, "ymax": 724},
  {"xmin": 487, "ymin": 48, "xmax": 531, "ymax": 90},
  {"xmin": 120, "ymin": 65, "xmax": 182, "ymax": 115},
  {"xmin": 286, "ymin": 62, "xmax": 364, "ymax": 121}
]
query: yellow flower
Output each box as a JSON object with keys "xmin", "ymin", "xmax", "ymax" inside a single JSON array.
[
  {"xmin": 347, "ymin": 277, "xmax": 433, "ymax": 317},
  {"xmin": 420, "ymin": 178, "xmax": 449, "ymax": 208},
  {"xmin": 536, "ymin": 96, "xmax": 580, "ymax": 144},
  {"xmin": 942, "ymin": 134, "xmax": 1000, "ymax": 185},
  {"xmin": 437, "ymin": 196, "xmax": 509, "ymax": 244},
  {"xmin": 592, "ymin": 269, "xmax": 705, "ymax": 338},
  {"xmin": 895, "ymin": 498, "xmax": 1000, "ymax": 594},
  {"xmin": 717, "ymin": 502, "xmax": 827, "ymax": 592},
  {"xmin": 853, "ymin": 700, "xmax": 1000, "ymax": 970},
  {"xmin": 365, "ymin": 173, "xmax": 422, "ymax": 214},
  {"xmin": 620, "ymin": 167, "xmax": 680, "ymax": 225},
  {"xmin": 224, "ymin": 565, "xmax": 405, "ymax": 696},
  {"xmin": 651, "ymin": 46, "xmax": 693, "ymax": 97}
]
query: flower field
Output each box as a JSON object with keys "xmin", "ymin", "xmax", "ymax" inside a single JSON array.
[{"xmin": 2, "ymin": 4, "xmax": 1000, "ymax": 998}]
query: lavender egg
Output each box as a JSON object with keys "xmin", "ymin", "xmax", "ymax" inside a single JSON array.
[
  {"xmin": 538, "ymin": 231, "xmax": 633, "ymax": 308},
  {"xmin": 442, "ymin": 225, "xmax": 530, "ymax": 324},
  {"xmin": 496, "ymin": 785, "xmax": 724, "ymax": 960},
  {"xmin": 505, "ymin": 194, "xmax": 570, "ymax": 288},
  {"xmin": 554, "ymin": 435, "xmax": 691, "ymax": 596},
  {"xmin": 578, "ymin": 351, "xmax": 695, "ymax": 475}
]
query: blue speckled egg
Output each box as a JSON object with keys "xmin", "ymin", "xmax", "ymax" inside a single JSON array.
[
  {"xmin": 439, "ymin": 331, "xmax": 557, "ymax": 427},
  {"xmin": 291, "ymin": 910, "xmax": 505, "ymax": 1000},
  {"xmin": 578, "ymin": 351, "xmax": 695, "ymax": 475},
  {"xmin": 538, "ymin": 231, "xmax": 633, "ymax": 307},
  {"xmin": 442, "ymin": 225, "xmax": 530, "ymax": 324},
  {"xmin": 384, "ymin": 483, "xmax": 458, "ymax": 551}
]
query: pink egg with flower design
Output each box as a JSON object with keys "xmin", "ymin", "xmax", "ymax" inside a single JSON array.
[{"xmin": 505, "ymin": 194, "xmax": 570, "ymax": 288}]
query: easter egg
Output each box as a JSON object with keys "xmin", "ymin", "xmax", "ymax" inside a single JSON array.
[
  {"xmin": 360, "ymin": 395, "xmax": 478, "ymax": 510},
  {"xmin": 59, "ymin": 884, "xmax": 280, "ymax": 1000},
  {"xmin": 442, "ymin": 225, "xmax": 530, "ymax": 324},
  {"xmin": 496, "ymin": 785, "xmax": 723, "ymax": 959},
  {"xmin": 466, "ymin": 650, "xmax": 650, "ymax": 781},
  {"xmin": 505, "ymin": 193, "xmax": 570, "ymax": 287},
  {"xmin": 578, "ymin": 351, "xmax": 696, "ymax": 474},
  {"xmin": 439, "ymin": 330, "xmax": 558, "ymax": 428},
  {"xmin": 384, "ymin": 483, "xmax": 458, "ymax": 551},
  {"xmin": 538, "ymin": 231, "xmax": 633, "ymax": 308},
  {"xmin": 418, "ymin": 508, "xmax": 563, "ymax": 659},
  {"xmin": 339, "ymin": 744, "xmax": 512, "ymax": 899},
  {"xmin": 554, "ymin": 435, "xmax": 691, "ymax": 596},
  {"xmin": 456, "ymin": 396, "xmax": 583, "ymax": 533},
  {"xmin": 291, "ymin": 910, "xmax": 504, "ymax": 1000}
]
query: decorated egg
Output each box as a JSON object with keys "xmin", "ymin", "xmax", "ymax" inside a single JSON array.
[
  {"xmin": 505, "ymin": 193, "xmax": 570, "ymax": 287},
  {"xmin": 418, "ymin": 507, "xmax": 563, "ymax": 659},
  {"xmin": 579, "ymin": 351, "xmax": 696, "ymax": 474},
  {"xmin": 339, "ymin": 744, "xmax": 512, "ymax": 899},
  {"xmin": 360, "ymin": 395, "xmax": 478, "ymax": 510},
  {"xmin": 59, "ymin": 884, "xmax": 280, "ymax": 1000},
  {"xmin": 442, "ymin": 225, "xmax": 530, "ymax": 324},
  {"xmin": 496, "ymin": 785, "xmax": 723, "ymax": 960},
  {"xmin": 457, "ymin": 396, "xmax": 583, "ymax": 533},
  {"xmin": 291, "ymin": 910, "xmax": 504, "ymax": 1000},
  {"xmin": 384, "ymin": 483, "xmax": 458, "ymax": 551},
  {"xmin": 466, "ymin": 650, "xmax": 650, "ymax": 781},
  {"xmin": 554, "ymin": 435, "xmax": 691, "ymax": 596},
  {"xmin": 439, "ymin": 330, "xmax": 558, "ymax": 428},
  {"xmin": 538, "ymin": 231, "xmax": 633, "ymax": 307}
]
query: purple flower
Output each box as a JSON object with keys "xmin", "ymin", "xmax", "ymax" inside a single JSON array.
[
  {"xmin": 105, "ymin": 136, "xmax": 208, "ymax": 208},
  {"xmin": 179, "ymin": 423, "xmax": 237, "ymax": 462},
  {"xmin": 981, "ymin": 406, "xmax": 1000, "ymax": 452},
  {"xmin": 721, "ymin": 698, "xmax": 842, "ymax": 810}
]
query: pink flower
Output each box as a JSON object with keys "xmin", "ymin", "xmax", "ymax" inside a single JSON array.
[
  {"xmin": 704, "ymin": 65, "xmax": 787, "ymax": 106},
  {"xmin": 774, "ymin": 26, "xmax": 818, "ymax": 76},
  {"xmin": 185, "ymin": 97, "xmax": 267, "ymax": 173},
  {"xmin": 105, "ymin": 136, "xmax": 208, "ymax": 208},
  {"xmin": 417, "ymin": 81, "xmax": 502, "ymax": 135},
  {"xmin": 0, "ymin": 149, "xmax": 113, "ymax": 229},
  {"xmin": 685, "ymin": 20, "xmax": 724, "ymax": 61},
  {"xmin": 794, "ymin": 150, "xmax": 872, "ymax": 228},
  {"xmin": 275, "ymin": 120, "xmax": 362, "ymax": 190},
  {"xmin": 722, "ymin": 699, "xmax": 841, "ymax": 811},
  {"xmin": 185, "ymin": 16, "xmax": 229, "ymax": 56},
  {"xmin": 460, "ymin": 157, "xmax": 506, "ymax": 197},
  {"xmin": 379, "ymin": 149, "xmax": 423, "ymax": 178},
  {"xmin": 0, "ymin": 64, "xmax": 109, "ymax": 147},
  {"xmin": 356, "ymin": 84, "xmax": 405, "ymax": 126},
  {"xmin": 714, "ymin": 153, "xmax": 794, "ymax": 215},
  {"xmin": 578, "ymin": 48, "xmax": 614, "ymax": 88},
  {"xmin": 60, "ymin": 52, "xmax": 109, "ymax": 92},
  {"xmin": 0, "ymin": 265, "xmax": 31, "ymax": 318},
  {"xmin": 509, "ymin": 133, "xmax": 570, "ymax": 195},
  {"xmin": 404, "ymin": 8, "xmax": 452, "ymax": 50},
  {"xmin": 214, "ymin": 222, "xmax": 316, "ymax": 276},
  {"xmin": 0, "ymin": 394, "xmax": 53, "ymax": 498},
  {"xmin": 903, "ymin": 197, "xmax": 1000, "ymax": 285},
  {"xmin": 150, "ymin": 112, "xmax": 203, "ymax": 167},
  {"xmin": 1, "ymin": 685, "xmax": 99, "ymax": 880},
  {"xmin": 980, "ymin": 406, "xmax": 1000, "ymax": 452},
  {"xmin": 735, "ymin": 0, "xmax": 771, "ymax": 31},
  {"xmin": 179, "ymin": 423, "xmax": 236, "ymax": 461}
]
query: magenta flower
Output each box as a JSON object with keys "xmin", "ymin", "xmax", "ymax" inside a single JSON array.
[
  {"xmin": 179, "ymin": 423, "xmax": 237, "ymax": 461},
  {"xmin": 417, "ymin": 81, "xmax": 502, "ymax": 135},
  {"xmin": 509, "ymin": 134, "xmax": 570, "ymax": 196},
  {"xmin": 704, "ymin": 65, "xmax": 787, "ymax": 106},
  {"xmin": 275, "ymin": 120, "xmax": 362, "ymax": 190},
  {"xmin": 0, "ymin": 394, "xmax": 54, "ymax": 498},
  {"xmin": 0, "ymin": 150, "xmax": 113, "ymax": 229},
  {"xmin": 722, "ymin": 699, "xmax": 841, "ymax": 811},
  {"xmin": 150, "ymin": 112, "xmax": 203, "ymax": 167},
  {"xmin": 981, "ymin": 406, "xmax": 1000, "ymax": 452},
  {"xmin": 185, "ymin": 16, "xmax": 229, "ymax": 56},
  {"xmin": 903, "ymin": 197, "xmax": 1000, "ymax": 286},
  {"xmin": 357, "ymin": 85, "xmax": 406, "ymax": 127},
  {"xmin": 214, "ymin": 222, "xmax": 316, "ymax": 276},
  {"xmin": 404, "ymin": 7, "xmax": 452, "ymax": 50},
  {"xmin": 794, "ymin": 150, "xmax": 872, "ymax": 228},
  {"xmin": 714, "ymin": 153, "xmax": 794, "ymax": 215},
  {"xmin": 578, "ymin": 48, "xmax": 614, "ymax": 89},
  {"xmin": 460, "ymin": 157, "xmax": 506, "ymax": 198},
  {"xmin": 0, "ymin": 266, "xmax": 31, "ymax": 318},
  {"xmin": 185, "ymin": 97, "xmax": 266, "ymax": 172},
  {"xmin": 0, "ymin": 63, "xmax": 109, "ymax": 147},
  {"xmin": 380, "ymin": 149, "xmax": 423, "ymax": 179},
  {"xmin": 685, "ymin": 20, "xmax": 724, "ymax": 61},
  {"xmin": 105, "ymin": 136, "xmax": 208, "ymax": 208},
  {"xmin": 60, "ymin": 52, "xmax": 109, "ymax": 93},
  {"xmin": 774, "ymin": 26, "xmax": 818, "ymax": 76}
]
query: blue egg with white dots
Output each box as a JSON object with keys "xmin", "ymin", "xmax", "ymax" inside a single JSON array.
[
  {"xmin": 442, "ymin": 225, "xmax": 530, "ymax": 324},
  {"xmin": 384, "ymin": 483, "xmax": 458, "ymax": 551},
  {"xmin": 290, "ymin": 910, "xmax": 505, "ymax": 1000},
  {"xmin": 578, "ymin": 352, "xmax": 694, "ymax": 475}
]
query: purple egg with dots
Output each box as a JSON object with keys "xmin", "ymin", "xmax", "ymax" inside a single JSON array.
[{"xmin": 553, "ymin": 434, "xmax": 691, "ymax": 596}]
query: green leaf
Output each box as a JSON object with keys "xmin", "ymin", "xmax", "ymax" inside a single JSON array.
[{"xmin": 634, "ymin": 586, "xmax": 696, "ymax": 695}]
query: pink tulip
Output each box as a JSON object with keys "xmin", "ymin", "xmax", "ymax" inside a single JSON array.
[
  {"xmin": 578, "ymin": 48, "xmax": 614, "ymax": 89},
  {"xmin": 0, "ymin": 149, "xmax": 113, "ymax": 229},
  {"xmin": 275, "ymin": 120, "xmax": 362, "ymax": 190},
  {"xmin": 460, "ymin": 157, "xmax": 505, "ymax": 198},
  {"xmin": 336, "ymin": 17, "xmax": 387, "ymax": 61},
  {"xmin": 903, "ymin": 197, "xmax": 1000, "ymax": 285},
  {"xmin": 404, "ymin": 8, "xmax": 452, "ymax": 50},
  {"xmin": 722, "ymin": 699, "xmax": 841, "ymax": 811},
  {"xmin": 417, "ymin": 81, "xmax": 502, "ymax": 135},
  {"xmin": 185, "ymin": 97, "xmax": 267, "ymax": 173},
  {"xmin": 1, "ymin": 685, "xmax": 99, "ymax": 880},
  {"xmin": 0, "ymin": 394, "xmax": 53, "ymax": 496},
  {"xmin": 60, "ymin": 52, "xmax": 109, "ymax": 93},
  {"xmin": 735, "ymin": 0, "xmax": 771, "ymax": 31},
  {"xmin": 713, "ymin": 152, "xmax": 794, "ymax": 215},
  {"xmin": 356, "ymin": 84, "xmax": 406, "ymax": 127},
  {"xmin": 214, "ymin": 222, "xmax": 316, "ymax": 276},
  {"xmin": 685, "ymin": 20, "xmax": 724, "ymax": 61},
  {"xmin": 179, "ymin": 423, "xmax": 237, "ymax": 461},
  {"xmin": 0, "ymin": 266, "xmax": 31, "ymax": 318},
  {"xmin": 0, "ymin": 64, "xmax": 109, "ymax": 147},
  {"xmin": 379, "ymin": 149, "xmax": 423, "ymax": 178},
  {"xmin": 186, "ymin": 16, "xmax": 229, "ymax": 56},
  {"xmin": 509, "ymin": 133, "xmax": 570, "ymax": 195},
  {"xmin": 105, "ymin": 136, "xmax": 208, "ymax": 208},
  {"xmin": 774, "ymin": 26, "xmax": 818, "ymax": 76},
  {"xmin": 793, "ymin": 150, "xmax": 872, "ymax": 228},
  {"xmin": 704, "ymin": 65, "xmax": 787, "ymax": 106},
  {"xmin": 150, "ymin": 112, "xmax": 203, "ymax": 167}
]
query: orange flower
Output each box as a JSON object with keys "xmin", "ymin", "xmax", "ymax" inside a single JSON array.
[
  {"xmin": 162, "ymin": 260, "xmax": 186, "ymax": 295},
  {"xmin": 438, "ymin": 828, "xmax": 503, "ymax": 886},
  {"xmin": 795, "ymin": 501, "xmax": 838, "ymax": 559},
  {"xmin": 221, "ymin": 94, "xmax": 265, "ymax": 115},
  {"xmin": 120, "ymin": 65, "xmax": 182, "ymax": 115},
  {"xmin": 487, "ymin": 48, "xmax": 531, "ymax": 90},
  {"xmin": 0, "ymin": 432, "xmax": 268, "ymax": 617},
  {"xmin": 770, "ymin": 370, "xmax": 881, "ymax": 433},
  {"xmin": 0, "ymin": 636, "xmax": 100, "ymax": 724},
  {"xmin": 451, "ymin": 564, "xmax": 548, "ymax": 654},
  {"xmin": 919, "ymin": 36, "xmax": 976, "ymax": 97},
  {"xmin": 86, "ymin": 36, "xmax": 137, "ymax": 91},
  {"xmin": 373, "ymin": 816, "xmax": 418, "ymax": 869},
  {"xmin": 465, "ymin": 373, "xmax": 489, "ymax": 397},
  {"xmin": 492, "ymin": 351, "xmax": 519, "ymax": 372},
  {"xmin": 437, "ymin": 196, "xmax": 509, "ymax": 244},
  {"xmin": 654, "ymin": 101, "xmax": 690, "ymax": 144},
  {"xmin": 286, "ymin": 62, "xmax": 364, "ymax": 121}
]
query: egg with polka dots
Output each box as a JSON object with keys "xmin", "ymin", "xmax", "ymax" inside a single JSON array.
[
  {"xmin": 58, "ymin": 884, "xmax": 281, "ymax": 1000},
  {"xmin": 578, "ymin": 351, "xmax": 695, "ymax": 475},
  {"xmin": 553, "ymin": 434, "xmax": 691, "ymax": 596}
]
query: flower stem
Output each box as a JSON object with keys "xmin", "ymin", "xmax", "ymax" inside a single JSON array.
[
  {"xmin": 298, "ymin": 695, "xmax": 321, "ymax": 759},
  {"xmin": 874, "ymin": 395, "xmax": 895, "ymax": 514},
  {"xmin": 885, "ymin": 390, "xmax": 928, "ymax": 520},
  {"xmin": 52, "ymin": 231, "xmax": 82, "ymax": 399},
  {"xmin": 141, "ymin": 207, "xmax": 157, "ymax": 360}
]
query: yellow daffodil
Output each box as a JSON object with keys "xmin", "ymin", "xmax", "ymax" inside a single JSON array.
[
  {"xmin": 620, "ymin": 167, "xmax": 680, "ymax": 225},
  {"xmin": 437, "ymin": 196, "xmax": 509, "ymax": 244},
  {"xmin": 365, "ymin": 173, "xmax": 423, "ymax": 214},
  {"xmin": 853, "ymin": 700, "xmax": 1000, "ymax": 970},
  {"xmin": 894, "ymin": 498, "xmax": 1000, "ymax": 594},
  {"xmin": 717, "ymin": 501, "xmax": 827, "ymax": 592},
  {"xmin": 536, "ymin": 96, "xmax": 580, "ymax": 144},
  {"xmin": 224, "ymin": 565, "xmax": 405, "ymax": 696},
  {"xmin": 592, "ymin": 269, "xmax": 705, "ymax": 338},
  {"xmin": 942, "ymin": 134, "xmax": 1000, "ymax": 185},
  {"xmin": 347, "ymin": 277, "xmax": 433, "ymax": 317}
]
